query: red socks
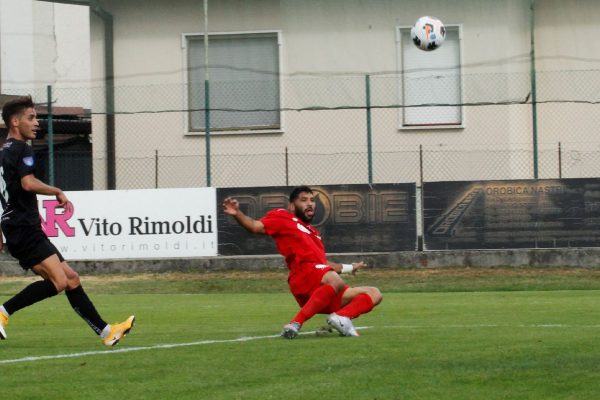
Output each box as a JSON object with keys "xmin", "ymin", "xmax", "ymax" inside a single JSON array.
[
  {"xmin": 292, "ymin": 284, "xmax": 337, "ymax": 325},
  {"xmin": 336, "ymin": 293, "xmax": 374, "ymax": 319}
]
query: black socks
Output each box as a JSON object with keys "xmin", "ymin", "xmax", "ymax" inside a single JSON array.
[
  {"xmin": 3, "ymin": 279, "xmax": 58, "ymax": 315},
  {"xmin": 65, "ymin": 285, "xmax": 108, "ymax": 335}
]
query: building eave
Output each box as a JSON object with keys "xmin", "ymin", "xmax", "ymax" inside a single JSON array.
[{"xmin": 35, "ymin": 0, "xmax": 91, "ymax": 5}]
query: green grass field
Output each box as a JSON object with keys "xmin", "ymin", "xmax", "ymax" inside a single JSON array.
[{"xmin": 2, "ymin": 268, "xmax": 600, "ymax": 399}]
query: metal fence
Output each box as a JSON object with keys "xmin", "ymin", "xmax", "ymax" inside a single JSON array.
[
  {"xmin": 112, "ymin": 143, "xmax": 597, "ymax": 189},
  {"xmin": 8, "ymin": 68, "xmax": 600, "ymax": 190}
]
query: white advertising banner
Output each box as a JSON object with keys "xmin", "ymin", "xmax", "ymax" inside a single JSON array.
[{"xmin": 38, "ymin": 187, "xmax": 217, "ymax": 260}]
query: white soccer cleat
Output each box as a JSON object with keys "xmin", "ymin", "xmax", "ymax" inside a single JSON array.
[
  {"xmin": 281, "ymin": 321, "xmax": 301, "ymax": 339},
  {"xmin": 326, "ymin": 313, "xmax": 359, "ymax": 337}
]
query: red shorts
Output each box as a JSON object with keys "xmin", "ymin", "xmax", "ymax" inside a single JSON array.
[{"xmin": 288, "ymin": 263, "xmax": 349, "ymax": 314}]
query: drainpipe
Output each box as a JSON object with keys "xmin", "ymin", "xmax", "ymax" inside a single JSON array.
[{"xmin": 90, "ymin": 0, "xmax": 116, "ymax": 189}]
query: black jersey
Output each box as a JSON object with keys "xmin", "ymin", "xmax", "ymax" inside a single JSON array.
[{"xmin": 0, "ymin": 138, "xmax": 40, "ymax": 227}]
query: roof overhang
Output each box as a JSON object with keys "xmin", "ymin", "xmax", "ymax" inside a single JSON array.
[{"xmin": 36, "ymin": 1, "xmax": 91, "ymax": 5}]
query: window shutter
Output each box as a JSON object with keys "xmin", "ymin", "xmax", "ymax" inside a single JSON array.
[{"xmin": 401, "ymin": 27, "xmax": 462, "ymax": 126}]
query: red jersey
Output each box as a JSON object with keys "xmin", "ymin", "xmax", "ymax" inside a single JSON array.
[{"xmin": 260, "ymin": 208, "xmax": 327, "ymax": 274}]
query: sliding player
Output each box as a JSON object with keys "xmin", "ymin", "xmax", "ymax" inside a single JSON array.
[{"xmin": 223, "ymin": 185, "xmax": 382, "ymax": 338}]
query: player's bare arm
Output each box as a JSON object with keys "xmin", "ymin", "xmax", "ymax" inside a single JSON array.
[
  {"xmin": 222, "ymin": 197, "xmax": 266, "ymax": 234},
  {"xmin": 328, "ymin": 261, "xmax": 368, "ymax": 275},
  {"xmin": 21, "ymin": 174, "xmax": 73, "ymax": 212}
]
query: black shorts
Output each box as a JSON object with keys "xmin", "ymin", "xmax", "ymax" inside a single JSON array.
[{"xmin": 2, "ymin": 224, "xmax": 65, "ymax": 270}]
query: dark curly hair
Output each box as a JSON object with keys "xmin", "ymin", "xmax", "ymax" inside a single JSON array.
[
  {"xmin": 289, "ymin": 185, "xmax": 313, "ymax": 202},
  {"xmin": 2, "ymin": 95, "xmax": 34, "ymax": 128}
]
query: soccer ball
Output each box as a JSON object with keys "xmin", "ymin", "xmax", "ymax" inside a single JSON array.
[{"xmin": 411, "ymin": 16, "xmax": 446, "ymax": 51}]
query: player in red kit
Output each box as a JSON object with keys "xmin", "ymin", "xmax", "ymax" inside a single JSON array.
[{"xmin": 222, "ymin": 186, "xmax": 382, "ymax": 339}]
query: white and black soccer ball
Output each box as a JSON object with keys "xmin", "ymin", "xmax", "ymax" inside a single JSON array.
[{"xmin": 411, "ymin": 16, "xmax": 446, "ymax": 51}]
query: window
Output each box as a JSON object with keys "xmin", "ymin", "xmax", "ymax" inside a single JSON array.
[
  {"xmin": 398, "ymin": 26, "xmax": 462, "ymax": 127},
  {"xmin": 187, "ymin": 32, "xmax": 281, "ymax": 132}
]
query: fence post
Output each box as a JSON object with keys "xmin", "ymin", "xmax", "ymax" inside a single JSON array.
[
  {"xmin": 558, "ymin": 141, "xmax": 562, "ymax": 179},
  {"xmin": 155, "ymin": 149, "xmax": 159, "ymax": 188},
  {"xmin": 285, "ymin": 146, "xmax": 289, "ymax": 186},
  {"xmin": 47, "ymin": 85, "xmax": 55, "ymax": 186},
  {"xmin": 204, "ymin": 80, "xmax": 212, "ymax": 187},
  {"xmin": 419, "ymin": 144, "xmax": 424, "ymax": 187},
  {"xmin": 417, "ymin": 145, "xmax": 424, "ymax": 251},
  {"xmin": 365, "ymin": 74, "xmax": 373, "ymax": 184},
  {"xmin": 203, "ymin": 0, "xmax": 212, "ymax": 187},
  {"xmin": 530, "ymin": 0, "xmax": 539, "ymax": 179}
]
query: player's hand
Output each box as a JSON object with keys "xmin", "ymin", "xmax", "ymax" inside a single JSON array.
[
  {"xmin": 63, "ymin": 200, "xmax": 74, "ymax": 213},
  {"xmin": 351, "ymin": 261, "xmax": 368, "ymax": 274},
  {"xmin": 56, "ymin": 192, "xmax": 73, "ymax": 213},
  {"xmin": 222, "ymin": 197, "xmax": 240, "ymax": 216}
]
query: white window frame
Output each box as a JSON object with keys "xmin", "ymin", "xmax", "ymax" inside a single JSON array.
[
  {"xmin": 181, "ymin": 30, "xmax": 284, "ymax": 136},
  {"xmin": 396, "ymin": 24, "xmax": 464, "ymax": 130}
]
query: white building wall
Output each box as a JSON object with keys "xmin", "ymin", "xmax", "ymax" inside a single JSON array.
[
  {"xmin": 88, "ymin": 0, "xmax": 600, "ymax": 188},
  {"xmin": 0, "ymin": 0, "xmax": 90, "ymax": 107},
  {"xmin": 0, "ymin": 0, "xmax": 36, "ymax": 94},
  {"xmin": 534, "ymin": 0, "xmax": 600, "ymax": 166}
]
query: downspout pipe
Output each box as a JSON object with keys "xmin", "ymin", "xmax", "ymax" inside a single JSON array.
[
  {"xmin": 36, "ymin": 0, "xmax": 116, "ymax": 189},
  {"xmin": 90, "ymin": 0, "xmax": 116, "ymax": 189}
]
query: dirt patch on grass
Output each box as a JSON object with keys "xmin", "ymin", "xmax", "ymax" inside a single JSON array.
[
  {"xmin": 0, "ymin": 270, "xmax": 288, "ymax": 284},
  {"xmin": 364, "ymin": 267, "xmax": 600, "ymax": 278},
  {"xmin": 3, "ymin": 267, "xmax": 600, "ymax": 294},
  {"xmin": 4, "ymin": 267, "xmax": 599, "ymax": 284}
]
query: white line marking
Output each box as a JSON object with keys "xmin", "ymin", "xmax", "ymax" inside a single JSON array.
[
  {"xmin": 0, "ymin": 326, "xmax": 372, "ymax": 365},
  {"xmin": 4, "ymin": 324, "xmax": 595, "ymax": 364},
  {"xmin": 382, "ymin": 324, "xmax": 600, "ymax": 329}
]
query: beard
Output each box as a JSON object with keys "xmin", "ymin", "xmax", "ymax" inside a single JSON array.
[{"xmin": 294, "ymin": 208, "xmax": 313, "ymax": 223}]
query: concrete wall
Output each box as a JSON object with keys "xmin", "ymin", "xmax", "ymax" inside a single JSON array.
[{"xmin": 1, "ymin": 248, "xmax": 599, "ymax": 275}]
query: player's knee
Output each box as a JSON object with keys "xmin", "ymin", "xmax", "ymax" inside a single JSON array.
[
  {"xmin": 331, "ymin": 279, "xmax": 346, "ymax": 293},
  {"xmin": 67, "ymin": 271, "xmax": 81, "ymax": 289},
  {"xmin": 323, "ymin": 271, "xmax": 345, "ymax": 292},
  {"xmin": 51, "ymin": 276, "xmax": 69, "ymax": 293},
  {"xmin": 368, "ymin": 287, "xmax": 383, "ymax": 305}
]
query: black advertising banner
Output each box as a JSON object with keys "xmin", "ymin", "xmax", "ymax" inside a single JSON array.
[
  {"xmin": 218, "ymin": 184, "xmax": 417, "ymax": 255},
  {"xmin": 424, "ymin": 178, "xmax": 600, "ymax": 250}
]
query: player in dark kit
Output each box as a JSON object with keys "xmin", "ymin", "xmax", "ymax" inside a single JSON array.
[
  {"xmin": 223, "ymin": 186, "xmax": 382, "ymax": 339},
  {"xmin": 0, "ymin": 95, "xmax": 134, "ymax": 346}
]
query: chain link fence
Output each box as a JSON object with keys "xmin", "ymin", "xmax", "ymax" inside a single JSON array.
[{"xmin": 7, "ymin": 68, "xmax": 600, "ymax": 190}]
